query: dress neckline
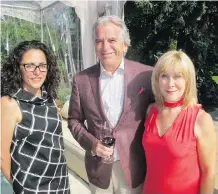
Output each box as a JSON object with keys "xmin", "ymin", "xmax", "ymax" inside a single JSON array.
[
  {"xmin": 155, "ymin": 107, "xmax": 185, "ymax": 138},
  {"xmin": 12, "ymin": 88, "xmax": 48, "ymax": 105}
]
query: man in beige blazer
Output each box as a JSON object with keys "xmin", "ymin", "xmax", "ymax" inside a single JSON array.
[{"xmin": 68, "ymin": 15, "xmax": 153, "ymax": 194}]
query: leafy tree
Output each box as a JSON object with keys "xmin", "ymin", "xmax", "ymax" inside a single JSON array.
[{"xmin": 125, "ymin": 1, "xmax": 218, "ymax": 106}]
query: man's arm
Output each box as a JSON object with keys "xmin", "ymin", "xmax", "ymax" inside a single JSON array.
[{"xmin": 68, "ymin": 76, "xmax": 98, "ymax": 152}]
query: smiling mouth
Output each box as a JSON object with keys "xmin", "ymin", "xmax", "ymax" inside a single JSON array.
[
  {"xmin": 102, "ymin": 52, "xmax": 113, "ymax": 56},
  {"xmin": 32, "ymin": 78, "xmax": 42, "ymax": 81}
]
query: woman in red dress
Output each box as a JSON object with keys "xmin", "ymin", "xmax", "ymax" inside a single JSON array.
[{"xmin": 142, "ymin": 50, "xmax": 217, "ymax": 194}]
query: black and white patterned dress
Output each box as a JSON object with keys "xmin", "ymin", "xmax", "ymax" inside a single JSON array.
[{"xmin": 10, "ymin": 89, "xmax": 70, "ymax": 194}]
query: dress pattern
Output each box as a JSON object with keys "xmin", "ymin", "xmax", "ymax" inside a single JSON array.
[{"xmin": 10, "ymin": 89, "xmax": 70, "ymax": 194}]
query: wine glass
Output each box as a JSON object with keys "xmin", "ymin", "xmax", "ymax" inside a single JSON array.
[{"xmin": 99, "ymin": 121, "xmax": 115, "ymax": 164}]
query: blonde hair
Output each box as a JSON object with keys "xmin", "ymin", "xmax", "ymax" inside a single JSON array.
[{"xmin": 152, "ymin": 50, "xmax": 198, "ymax": 108}]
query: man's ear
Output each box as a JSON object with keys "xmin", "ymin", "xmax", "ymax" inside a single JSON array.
[{"xmin": 123, "ymin": 43, "xmax": 128, "ymax": 56}]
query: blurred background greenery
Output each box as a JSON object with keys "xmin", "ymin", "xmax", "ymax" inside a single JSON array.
[{"xmin": 124, "ymin": 1, "xmax": 218, "ymax": 107}]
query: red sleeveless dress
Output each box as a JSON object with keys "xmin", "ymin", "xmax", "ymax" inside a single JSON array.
[{"xmin": 142, "ymin": 106, "xmax": 201, "ymax": 194}]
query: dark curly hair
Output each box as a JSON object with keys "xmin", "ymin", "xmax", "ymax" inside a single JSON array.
[{"xmin": 1, "ymin": 40, "xmax": 60, "ymax": 101}]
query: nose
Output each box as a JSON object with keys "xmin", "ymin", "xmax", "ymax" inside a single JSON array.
[
  {"xmin": 102, "ymin": 40, "xmax": 109, "ymax": 51},
  {"xmin": 168, "ymin": 77, "xmax": 175, "ymax": 87},
  {"xmin": 33, "ymin": 66, "xmax": 41, "ymax": 75}
]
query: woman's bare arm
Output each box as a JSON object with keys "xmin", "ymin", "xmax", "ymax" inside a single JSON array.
[
  {"xmin": 195, "ymin": 110, "xmax": 217, "ymax": 194},
  {"xmin": 1, "ymin": 96, "xmax": 21, "ymax": 183}
]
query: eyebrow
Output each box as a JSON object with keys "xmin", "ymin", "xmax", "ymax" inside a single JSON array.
[
  {"xmin": 96, "ymin": 37, "xmax": 118, "ymax": 41},
  {"xmin": 22, "ymin": 63, "xmax": 47, "ymax": 65}
]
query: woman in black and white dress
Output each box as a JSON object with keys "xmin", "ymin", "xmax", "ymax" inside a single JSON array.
[{"xmin": 1, "ymin": 40, "xmax": 70, "ymax": 194}]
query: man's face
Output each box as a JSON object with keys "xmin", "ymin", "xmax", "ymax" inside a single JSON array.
[{"xmin": 95, "ymin": 22, "xmax": 128, "ymax": 68}]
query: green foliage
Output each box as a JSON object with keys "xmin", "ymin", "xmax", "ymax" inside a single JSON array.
[
  {"xmin": 212, "ymin": 76, "xmax": 218, "ymax": 84},
  {"xmin": 1, "ymin": 16, "xmax": 41, "ymax": 62},
  {"xmin": 125, "ymin": 1, "xmax": 218, "ymax": 106},
  {"xmin": 56, "ymin": 87, "xmax": 72, "ymax": 105}
]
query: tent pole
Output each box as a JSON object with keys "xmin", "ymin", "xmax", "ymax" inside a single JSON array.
[{"xmin": 40, "ymin": 9, "xmax": 43, "ymax": 42}]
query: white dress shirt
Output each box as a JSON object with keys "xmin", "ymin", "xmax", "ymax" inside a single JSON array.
[{"xmin": 100, "ymin": 59, "xmax": 125, "ymax": 161}]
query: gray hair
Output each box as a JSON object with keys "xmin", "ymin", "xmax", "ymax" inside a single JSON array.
[{"xmin": 93, "ymin": 15, "xmax": 131, "ymax": 46}]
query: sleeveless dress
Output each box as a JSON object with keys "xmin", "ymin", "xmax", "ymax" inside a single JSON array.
[
  {"xmin": 142, "ymin": 105, "xmax": 202, "ymax": 194},
  {"xmin": 10, "ymin": 89, "xmax": 70, "ymax": 194}
]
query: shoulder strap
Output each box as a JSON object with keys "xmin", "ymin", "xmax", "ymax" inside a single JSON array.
[{"xmin": 174, "ymin": 106, "xmax": 202, "ymax": 141}]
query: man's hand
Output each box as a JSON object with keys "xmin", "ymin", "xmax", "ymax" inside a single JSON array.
[{"xmin": 93, "ymin": 140, "xmax": 114, "ymax": 159}]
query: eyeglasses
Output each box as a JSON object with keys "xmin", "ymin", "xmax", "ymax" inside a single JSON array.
[{"xmin": 21, "ymin": 63, "xmax": 48, "ymax": 72}]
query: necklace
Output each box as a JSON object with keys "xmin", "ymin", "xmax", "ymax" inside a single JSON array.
[{"xmin": 164, "ymin": 98, "xmax": 184, "ymax": 108}]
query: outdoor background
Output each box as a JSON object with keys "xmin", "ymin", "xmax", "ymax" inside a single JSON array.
[
  {"xmin": 1, "ymin": 1, "xmax": 218, "ymax": 108},
  {"xmin": 124, "ymin": 1, "xmax": 218, "ymax": 108},
  {"xmin": 1, "ymin": 1, "xmax": 218, "ymax": 193}
]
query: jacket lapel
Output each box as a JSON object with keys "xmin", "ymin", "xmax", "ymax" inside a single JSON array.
[
  {"xmin": 114, "ymin": 59, "xmax": 133, "ymax": 127},
  {"xmin": 89, "ymin": 64, "xmax": 107, "ymax": 121}
]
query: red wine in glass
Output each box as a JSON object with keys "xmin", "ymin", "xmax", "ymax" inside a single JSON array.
[
  {"xmin": 102, "ymin": 137, "xmax": 115, "ymax": 147},
  {"xmin": 99, "ymin": 121, "xmax": 115, "ymax": 163}
]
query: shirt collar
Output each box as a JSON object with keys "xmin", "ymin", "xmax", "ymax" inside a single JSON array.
[
  {"xmin": 100, "ymin": 58, "xmax": 124, "ymax": 76},
  {"xmin": 12, "ymin": 87, "xmax": 48, "ymax": 105}
]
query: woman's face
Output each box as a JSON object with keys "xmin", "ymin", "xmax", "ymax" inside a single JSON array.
[
  {"xmin": 158, "ymin": 69, "xmax": 186, "ymax": 102},
  {"xmin": 20, "ymin": 49, "xmax": 47, "ymax": 95}
]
